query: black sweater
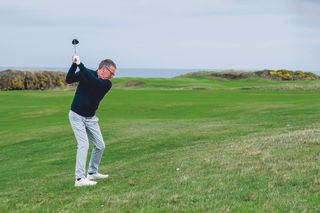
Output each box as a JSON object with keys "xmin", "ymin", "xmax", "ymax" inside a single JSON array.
[{"xmin": 66, "ymin": 63, "xmax": 112, "ymax": 117}]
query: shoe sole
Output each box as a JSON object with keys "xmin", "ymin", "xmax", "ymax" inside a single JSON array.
[
  {"xmin": 87, "ymin": 175, "xmax": 109, "ymax": 180},
  {"xmin": 74, "ymin": 183, "xmax": 97, "ymax": 187}
]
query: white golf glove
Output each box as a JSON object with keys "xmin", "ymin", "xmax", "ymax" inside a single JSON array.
[{"xmin": 72, "ymin": 55, "xmax": 81, "ymax": 65}]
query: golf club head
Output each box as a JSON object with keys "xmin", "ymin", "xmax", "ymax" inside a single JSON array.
[
  {"xmin": 72, "ymin": 39, "xmax": 79, "ymax": 45},
  {"xmin": 72, "ymin": 39, "xmax": 79, "ymax": 54}
]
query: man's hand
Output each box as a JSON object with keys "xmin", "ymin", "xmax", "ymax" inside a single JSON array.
[{"xmin": 72, "ymin": 55, "xmax": 81, "ymax": 65}]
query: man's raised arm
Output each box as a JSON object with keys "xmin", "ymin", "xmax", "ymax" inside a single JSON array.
[{"xmin": 66, "ymin": 63, "xmax": 79, "ymax": 84}]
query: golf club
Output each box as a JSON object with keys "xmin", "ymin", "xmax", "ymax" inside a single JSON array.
[{"xmin": 72, "ymin": 39, "xmax": 79, "ymax": 54}]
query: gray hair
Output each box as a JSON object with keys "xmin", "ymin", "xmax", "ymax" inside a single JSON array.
[{"xmin": 98, "ymin": 59, "xmax": 117, "ymax": 69}]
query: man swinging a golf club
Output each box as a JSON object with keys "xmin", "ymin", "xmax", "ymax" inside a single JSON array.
[{"xmin": 66, "ymin": 54, "xmax": 116, "ymax": 187}]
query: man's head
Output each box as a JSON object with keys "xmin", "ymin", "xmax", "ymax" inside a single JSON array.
[{"xmin": 97, "ymin": 59, "xmax": 117, "ymax": 80}]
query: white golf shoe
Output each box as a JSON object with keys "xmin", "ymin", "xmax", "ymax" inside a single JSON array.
[
  {"xmin": 74, "ymin": 178, "xmax": 97, "ymax": 187},
  {"xmin": 87, "ymin": 172, "xmax": 109, "ymax": 180}
]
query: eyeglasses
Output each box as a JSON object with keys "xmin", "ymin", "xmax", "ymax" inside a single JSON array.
[{"xmin": 105, "ymin": 66, "xmax": 115, "ymax": 76}]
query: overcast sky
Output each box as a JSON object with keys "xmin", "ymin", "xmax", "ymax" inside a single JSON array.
[{"xmin": 0, "ymin": 0, "xmax": 319, "ymax": 70}]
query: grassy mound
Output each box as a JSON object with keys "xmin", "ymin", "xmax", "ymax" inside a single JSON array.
[{"xmin": 179, "ymin": 69, "xmax": 319, "ymax": 80}]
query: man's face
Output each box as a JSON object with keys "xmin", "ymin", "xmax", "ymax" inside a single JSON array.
[{"xmin": 100, "ymin": 66, "xmax": 116, "ymax": 79}]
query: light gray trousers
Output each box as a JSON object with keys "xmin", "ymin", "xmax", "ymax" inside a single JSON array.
[{"xmin": 69, "ymin": 110, "xmax": 106, "ymax": 179}]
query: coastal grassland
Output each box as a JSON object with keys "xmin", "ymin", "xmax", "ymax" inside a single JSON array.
[
  {"xmin": 112, "ymin": 76, "xmax": 320, "ymax": 90},
  {"xmin": 0, "ymin": 77, "xmax": 319, "ymax": 212}
]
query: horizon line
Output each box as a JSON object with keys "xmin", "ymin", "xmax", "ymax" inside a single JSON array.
[{"xmin": 0, "ymin": 65, "xmax": 318, "ymax": 72}]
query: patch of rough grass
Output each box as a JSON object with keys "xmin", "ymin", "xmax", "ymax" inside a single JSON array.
[{"xmin": 125, "ymin": 80, "xmax": 144, "ymax": 87}]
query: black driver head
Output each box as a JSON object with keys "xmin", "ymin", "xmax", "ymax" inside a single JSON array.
[{"xmin": 72, "ymin": 39, "xmax": 79, "ymax": 45}]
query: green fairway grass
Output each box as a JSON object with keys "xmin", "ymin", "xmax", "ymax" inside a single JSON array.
[{"xmin": 0, "ymin": 77, "xmax": 319, "ymax": 212}]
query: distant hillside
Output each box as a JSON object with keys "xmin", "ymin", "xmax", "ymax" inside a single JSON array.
[
  {"xmin": 1, "ymin": 69, "xmax": 319, "ymax": 91},
  {"xmin": 0, "ymin": 70, "xmax": 68, "ymax": 90},
  {"xmin": 179, "ymin": 69, "xmax": 319, "ymax": 80}
]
